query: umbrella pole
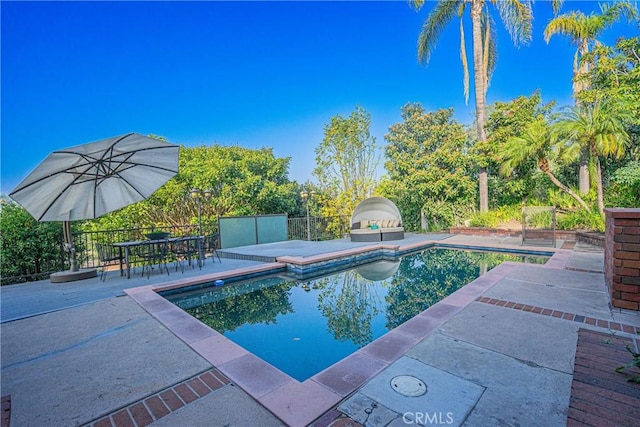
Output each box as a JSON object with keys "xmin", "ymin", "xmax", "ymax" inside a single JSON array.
[{"xmin": 63, "ymin": 221, "xmax": 79, "ymax": 272}]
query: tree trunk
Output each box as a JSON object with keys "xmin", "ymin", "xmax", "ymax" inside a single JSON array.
[
  {"xmin": 479, "ymin": 168, "xmax": 489, "ymax": 212},
  {"xmin": 595, "ymin": 156, "xmax": 605, "ymax": 215},
  {"xmin": 576, "ymin": 40, "xmax": 590, "ymax": 194},
  {"xmin": 539, "ymin": 159, "xmax": 591, "ymax": 212},
  {"xmin": 472, "ymin": 0, "xmax": 489, "ymax": 212},
  {"xmin": 579, "ymin": 152, "xmax": 590, "ymax": 195},
  {"xmin": 573, "ymin": 39, "xmax": 590, "ymax": 98}
]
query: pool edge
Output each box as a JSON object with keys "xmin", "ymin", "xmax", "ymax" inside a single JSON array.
[{"xmin": 124, "ymin": 244, "xmax": 564, "ymax": 426}]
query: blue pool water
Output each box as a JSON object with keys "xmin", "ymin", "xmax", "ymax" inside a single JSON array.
[{"xmin": 164, "ymin": 248, "xmax": 547, "ymax": 381}]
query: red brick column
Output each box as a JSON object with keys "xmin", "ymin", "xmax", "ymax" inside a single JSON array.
[{"xmin": 605, "ymin": 208, "xmax": 640, "ymax": 311}]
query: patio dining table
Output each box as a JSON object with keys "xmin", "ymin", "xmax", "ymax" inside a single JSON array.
[{"xmin": 112, "ymin": 236, "xmax": 203, "ymax": 279}]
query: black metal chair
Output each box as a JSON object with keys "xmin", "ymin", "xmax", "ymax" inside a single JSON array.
[
  {"xmin": 202, "ymin": 233, "xmax": 221, "ymax": 263},
  {"xmin": 135, "ymin": 240, "xmax": 170, "ymax": 278},
  {"xmin": 96, "ymin": 243, "xmax": 121, "ymax": 281},
  {"xmin": 170, "ymin": 237, "xmax": 200, "ymax": 273}
]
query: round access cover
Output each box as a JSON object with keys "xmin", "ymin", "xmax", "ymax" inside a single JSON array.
[{"xmin": 390, "ymin": 375, "xmax": 427, "ymax": 397}]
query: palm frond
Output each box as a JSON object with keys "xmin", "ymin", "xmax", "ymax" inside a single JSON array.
[
  {"xmin": 417, "ymin": 0, "xmax": 465, "ymax": 64},
  {"xmin": 501, "ymin": 119, "xmax": 550, "ymax": 176},
  {"xmin": 460, "ymin": 18, "xmax": 470, "ymax": 104},
  {"xmin": 544, "ymin": 12, "xmax": 587, "ymax": 45},
  {"xmin": 482, "ymin": 9, "xmax": 497, "ymax": 93},
  {"xmin": 551, "ymin": 0, "xmax": 564, "ymax": 16},
  {"xmin": 409, "ymin": 0, "xmax": 426, "ymax": 12},
  {"xmin": 600, "ymin": 1, "xmax": 639, "ymax": 26},
  {"xmin": 495, "ymin": 0, "xmax": 533, "ymax": 46},
  {"xmin": 555, "ymin": 101, "xmax": 630, "ymax": 162}
]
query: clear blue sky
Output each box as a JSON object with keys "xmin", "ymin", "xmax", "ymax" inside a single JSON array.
[{"xmin": 1, "ymin": 1, "xmax": 637, "ymax": 196}]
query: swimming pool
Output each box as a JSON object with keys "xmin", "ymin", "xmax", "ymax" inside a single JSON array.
[{"xmin": 163, "ymin": 248, "xmax": 547, "ymax": 381}]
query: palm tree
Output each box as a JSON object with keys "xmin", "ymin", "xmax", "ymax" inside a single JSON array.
[
  {"xmin": 544, "ymin": 1, "xmax": 638, "ymax": 194},
  {"xmin": 410, "ymin": 0, "xmax": 533, "ymax": 213},
  {"xmin": 555, "ymin": 100, "xmax": 631, "ymax": 215},
  {"xmin": 501, "ymin": 118, "xmax": 591, "ymax": 212}
]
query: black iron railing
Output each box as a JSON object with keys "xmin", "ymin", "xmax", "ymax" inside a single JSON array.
[
  {"xmin": 2, "ymin": 215, "xmax": 351, "ymax": 285},
  {"xmin": 287, "ymin": 216, "xmax": 350, "ymax": 241},
  {"xmin": 72, "ymin": 223, "xmax": 216, "ymax": 270}
]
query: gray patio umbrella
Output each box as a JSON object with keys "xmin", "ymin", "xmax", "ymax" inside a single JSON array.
[{"xmin": 9, "ymin": 132, "xmax": 180, "ymax": 271}]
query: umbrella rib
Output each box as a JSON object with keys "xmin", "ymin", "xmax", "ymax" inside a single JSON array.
[
  {"xmin": 107, "ymin": 145, "xmax": 180, "ymax": 172},
  {"xmin": 10, "ymin": 147, "xmax": 177, "ymax": 195},
  {"xmin": 27, "ymin": 154, "xmax": 110, "ymax": 220},
  {"xmin": 10, "ymin": 133, "xmax": 179, "ymax": 221}
]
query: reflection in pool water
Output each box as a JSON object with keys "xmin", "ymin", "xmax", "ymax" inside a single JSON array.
[{"xmin": 164, "ymin": 248, "xmax": 547, "ymax": 381}]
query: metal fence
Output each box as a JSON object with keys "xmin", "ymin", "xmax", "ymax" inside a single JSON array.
[
  {"xmin": 287, "ymin": 215, "xmax": 350, "ymax": 241},
  {"xmin": 73, "ymin": 216, "xmax": 350, "ymax": 268},
  {"xmin": 2, "ymin": 215, "xmax": 351, "ymax": 285}
]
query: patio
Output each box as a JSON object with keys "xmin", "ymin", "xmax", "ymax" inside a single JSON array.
[{"xmin": 1, "ymin": 233, "xmax": 638, "ymax": 426}]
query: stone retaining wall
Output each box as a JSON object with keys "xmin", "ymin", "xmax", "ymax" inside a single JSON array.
[
  {"xmin": 448, "ymin": 227, "xmax": 603, "ymax": 246},
  {"xmin": 605, "ymin": 208, "xmax": 640, "ymax": 311}
]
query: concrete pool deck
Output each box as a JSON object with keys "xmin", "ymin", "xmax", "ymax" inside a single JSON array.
[{"xmin": 1, "ymin": 233, "xmax": 638, "ymax": 426}]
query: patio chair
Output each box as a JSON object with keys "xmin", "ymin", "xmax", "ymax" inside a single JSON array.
[
  {"xmin": 96, "ymin": 243, "xmax": 121, "ymax": 281},
  {"xmin": 170, "ymin": 237, "xmax": 200, "ymax": 273},
  {"xmin": 202, "ymin": 233, "xmax": 222, "ymax": 263},
  {"xmin": 135, "ymin": 240, "xmax": 170, "ymax": 278}
]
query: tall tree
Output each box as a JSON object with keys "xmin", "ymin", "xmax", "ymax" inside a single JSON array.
[
  {"xmin": 313, "ymin": 106, "xmax": 379, "ymax": 219},
  {"xmin": 577, "ymin": 36, "xmax": 640, "ymax": 134},
  {"xmin": 484, "ymin": 91, "xmax": 556, "ymax": 206},
  {"xmin": 86, "ymin": 145, "xmax": 299, "ymax": 231},
  {"xmin": 380, "ymin": 104, "xmax": 477, "ymax": 230},
  {"xmin": 501, "ymin": 118, "xmax": 591, "ymax": 211},
  {"xmin": 410, "ymin": 0, "xmax": 533, "ymax": 212},
  {"xmin": 555, "ymin": 100, "xmax": 631, "ymax": 215},
  {"xmin": 544, "ymin": 1, "xmax": 638, "ymax": 194}
]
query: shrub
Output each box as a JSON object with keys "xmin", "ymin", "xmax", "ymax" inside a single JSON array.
[
  {"xmin": 0, "ymin": 202, "xmax": 65, "ymax": 284},
  {"xmin": 606, "ymin": 161, "xmax": 640, "ymax": 208},
  {"xmin": 421, "ymin": 200, "xmax": 474, "ymax": 231},
  {"xmin": 556, "ymin": 210, "xmax": 605, "ymax": 232},
  {"xmin": 467, "ymin": 205, "xmax": 521, "ymax": 228}
]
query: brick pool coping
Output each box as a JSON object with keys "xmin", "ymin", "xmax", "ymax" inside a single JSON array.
[{"xmin": 124, "ymin": 241, "xmax": 567, "ymax": 426}]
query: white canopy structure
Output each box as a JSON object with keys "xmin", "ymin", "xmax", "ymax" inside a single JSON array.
[
  {"xmin": 350, "ymin": 196, "xmax": 404, "ymax": 242},
  {"xmin": 351, "ymin": 196, "xmax": 403, "ymax": 226}
]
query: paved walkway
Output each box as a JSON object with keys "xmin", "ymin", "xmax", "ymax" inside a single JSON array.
[
  {"xmin": 567, "ymin": 329, "xmax": 640, "ymax": 425},
  {"xmin": 1, "ymin": 233, "xmax": 638, "ymax": 426}
]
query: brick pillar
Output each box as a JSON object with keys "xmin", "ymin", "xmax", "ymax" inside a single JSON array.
[{"xmin": 605, "ymin": 208, "xmax": 640, "ymax": 311}]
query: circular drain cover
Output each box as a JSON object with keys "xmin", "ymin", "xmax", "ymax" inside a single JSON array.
[{"xmin": 390, "ymin": 375, "xmax": 427, "ymax": 397}]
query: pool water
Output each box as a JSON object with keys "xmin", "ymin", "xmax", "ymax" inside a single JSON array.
[{"xmin": 164, "ymin": 248, "xmax": 547, "ymax": 381}]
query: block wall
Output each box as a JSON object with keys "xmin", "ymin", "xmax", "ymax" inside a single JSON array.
[{"xmin": 605, "ymin": 208, "xmax": 640, "ymax": 311}]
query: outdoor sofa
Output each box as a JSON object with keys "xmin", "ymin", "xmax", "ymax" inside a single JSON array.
[{"xmin": 349, "ymin": 196, "xmax": 405, "ymax": 242}]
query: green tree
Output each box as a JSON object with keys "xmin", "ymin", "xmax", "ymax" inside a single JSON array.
[
  {"xmin": 577, "ymin": 36, "xmax": 640, "ymax": 150},
  {"xmin": 501, "ymin": 118, "xmax": 591, "ymax": 211},
  {"xmin": 607, "ymin": 161, "xmax": 640, "ymax": 208},
  {"xmin": 410, "ymin": 0, "xmax": 533, "ymax": 212},
  {"xmin": 0, "ymin": 201, "xmax": 65, "ymax": 283},
  {"xmin": 313, "ymin": 106, "xmax": 379, "ymax": 220},
  {"xmin": 555, "ymin": 100, "xmax": 631, "ymax": 214},
  {"xmin": 380, "ymin": 104, "xmax": 477, "ymax": 230},
  {"xmin": 545, "ymin": 1, "xmax": 637, "ymax": 96},
  {"xmin": 544, "ymin": 1, "xmax": 638, "ymax": 194},
  {"xmin": 87, "ymin": 145, "xmax": 299, "ymax": 232},
  {"xmin": 484, "ymin": 91, "xmax": 556, "ymax": 205}
]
